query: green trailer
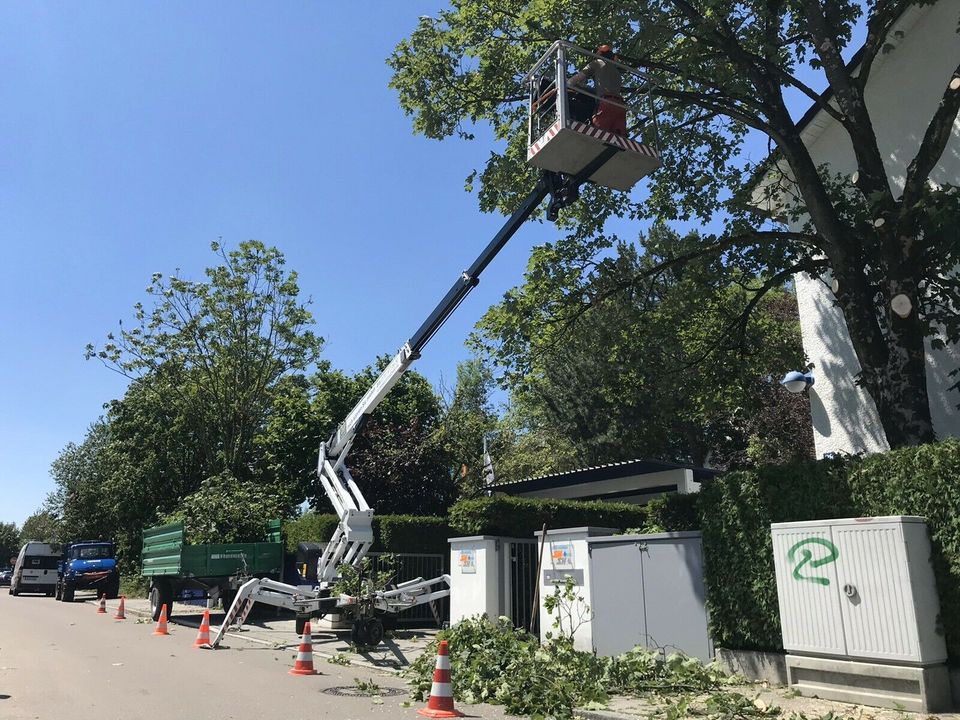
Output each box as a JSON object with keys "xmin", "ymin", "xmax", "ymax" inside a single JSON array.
[{"xmin": 141, "ymin": 521, "xmax": 284, "ymax": 621}]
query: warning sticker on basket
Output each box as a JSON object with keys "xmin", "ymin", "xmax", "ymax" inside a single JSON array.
[{"xmin": 458, "ymin": 549, "xmax": 476, "ymax": 574}]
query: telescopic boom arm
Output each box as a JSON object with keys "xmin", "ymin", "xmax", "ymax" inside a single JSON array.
[{"xmin": 314, "ymin": 175, "xmax": 552, "ymax": 582}]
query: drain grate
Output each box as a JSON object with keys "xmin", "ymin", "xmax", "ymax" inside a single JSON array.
[{"xmin": 322, "ymin": 686, "xmax": 407, "ymax": 698}]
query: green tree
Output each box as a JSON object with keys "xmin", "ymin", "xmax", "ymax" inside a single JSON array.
[
  {"xmin": 389, "ymin": 1, "xmax": 960, "ymax": 449},
  {"xmin": 315, "ymin": 358, "xmax": 455, "ymax": 515},
  {"xmin": 87, "ymin": 240, "xmax": 323, "ymax": 479},
  {"xmin": 440, "ymin": 359, "xmax": 500, "ymax": 498},
  {"xmin": 473, "ymin": 228, "xmax": 812, "ymax": 469},
  {"xmin": 45, "ymin": 421, "xmax": 116, "ymax": 547},
  {"xmin": 0, "ymin": 522, "xmax": 20, "ymax": 566},
  {"xmin": 20, "ymin": 510, "xmax": 60, "ymax": 544}
]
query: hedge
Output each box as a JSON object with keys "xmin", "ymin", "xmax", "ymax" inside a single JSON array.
[
  {"xmin": 692, "ymin": 456, "xmax": 854, "ymax": 653},
  {"xmin": 449, "ymin": 495, "xmax": 648, "ymax": 538},
  {"xmin": 283, "ymin": 513, "xmax": 451, "ymax": 555},
  {"xmin": 847, "ymin": 440, "xmax": 960, "ymax": 662},
  {"xmin": 652, "ymin": 440, "xmax": 960, "ymax": 663}
]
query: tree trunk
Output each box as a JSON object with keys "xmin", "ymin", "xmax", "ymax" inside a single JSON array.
[{"xmin": 834, "ymin": 262, "xmax": 936, "ymax": 448}]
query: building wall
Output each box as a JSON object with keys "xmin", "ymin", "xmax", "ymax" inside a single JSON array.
[{"xmin": 790, "ymin": 1, "xmax": 960, "ymax": 456}]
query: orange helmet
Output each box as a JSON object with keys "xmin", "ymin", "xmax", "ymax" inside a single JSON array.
[{"xmin": 597, "ymin": 44, "xmax": 614, "ymax": 57}]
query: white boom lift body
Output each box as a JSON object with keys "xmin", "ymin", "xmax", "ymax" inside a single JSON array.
[{"xmin": 210, "ymin": 41, "xmax": 660, "ymax": 649}]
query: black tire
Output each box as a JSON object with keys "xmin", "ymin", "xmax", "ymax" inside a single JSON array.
[
  {"xmin": 350, "ymin": 618, "xmax": 367, "ymax": 646},
  {"xmin": 295, "ymin": 614, "xmax": 310, "ymax": 637},
  {"xmin": 61, "ymin": 580, "xmax": 75, "ymax": 603},
  {"xmin": 55, "ymin": 581, "xmax": 62, "ymax": 601},
  {"xmin": 364, "ymin": 618, "xmax": 384, "ymax": 647},
  {"xmin": 149, "ymin": 579, "xmax": 174, "ymax": 621}
]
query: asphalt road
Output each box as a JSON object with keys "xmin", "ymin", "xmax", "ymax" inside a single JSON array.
[{"xmin": 0, "ymin": 590, "xmax": 497, "ymax": 720}]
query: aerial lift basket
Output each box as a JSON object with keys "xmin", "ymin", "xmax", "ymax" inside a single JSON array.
[{"xmin": 524, "ymin": 40, "xmax": 662, "ymax": 191}]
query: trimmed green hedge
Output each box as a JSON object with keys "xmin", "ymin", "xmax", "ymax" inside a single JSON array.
[
  {"xmin": 449, "ymin": 495, "xmax": 648, "ymax": 538},
  {"xmin": 694, "ymin": 456, "xmax": 854, "ymax": 653},
  {"xmin": 654, "ymin": 440, "xmax": 960, "ymax": 663},
  {"xmin": 378, "ymin": 514, "xmax": 451, "ymax": 553},
  {"xmin": 283, "ymin": 513, "xmax": 451, "ymax": 555},
  {"xmin": 847, "ymin": 440, "xmax": 960, "ymax": 662}
]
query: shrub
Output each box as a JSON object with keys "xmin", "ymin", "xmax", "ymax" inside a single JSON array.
[
  {"xmin": 449, "ymin": 495, "xmax": 648, "ymax": 538},
  {"xmin": 643, "ymin": 492, "xmax": 700, "ymax": 532},
  {"xmin": 284, "ymin": 513, "xmax": 340, "ymax": 553},
  {"xmin": 694, "ymin": 456, "xmax": 854, "ymax": 652},
  {"xmin": 846, "ymin": 439, "xmax": 960, "ymax": 660},
  {"xmin": 284, "ymin": 512, "xmax": 451, "ymax": 554},
  {"xmin": 378, "ymin": 515, "xmax": 450, "ymax": 554}
]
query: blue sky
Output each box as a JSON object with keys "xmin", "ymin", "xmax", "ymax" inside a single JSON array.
[
  {"xmin": 0, "ymin": 3, "xmax": 856, "ymax": 527},
  {"xmin": 0, "ymin": 2, "xmax": 582, "ymax": 525}
]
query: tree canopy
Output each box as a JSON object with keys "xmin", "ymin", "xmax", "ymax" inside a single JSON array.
[
  {"xmin": 473, "ymin": 225, "xmax": 813, "ymax": 473},
  {"xmin": 389, "ymin": 0, "xmax": 960, "ymax": 448}
]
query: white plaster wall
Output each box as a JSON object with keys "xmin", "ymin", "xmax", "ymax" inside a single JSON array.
[
  {"xmin": 790, "ymin": 0, "xmax": 960, "ymax": 456},
  {"xmin": 449, "ymin": 537, "xmax": 501, "ymax": 624}
]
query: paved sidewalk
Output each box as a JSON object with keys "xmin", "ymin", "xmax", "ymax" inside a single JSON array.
[{"xmin": 577, "ymin": 685, "xmax": 960, "ymax": 720}]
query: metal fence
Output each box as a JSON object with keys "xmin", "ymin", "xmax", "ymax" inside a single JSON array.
[
  {"xmin": 507, "ymin": 540, "xmax": 540, "ymax": 636},
  {"xmin": 367, "ymin": 552, "xmax": 449, "ymax": 627}
]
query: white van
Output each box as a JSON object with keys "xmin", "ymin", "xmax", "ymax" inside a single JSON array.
[{"xmin": 10, "ymin": 541, "xmax": 61, "ymax": 596}]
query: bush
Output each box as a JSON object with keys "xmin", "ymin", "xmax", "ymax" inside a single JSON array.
[
  {"xmin": 378, "ymin": 515, "xmax": 450, "ymax": 554},
  {"xmin": 284, "ymin": 512, "xmax": 450, "ymax": 554},
  {"xmin": 695, "ymin": 456, "xmax": 854, "ymax": 652},
  {"xmin": 658, "ymin": 441, "xmax": 960, "ymax": 662},
  {"xmin": 284, "ymin": 513, "xmax": 340, "ymax": 552},
  {"xmin": 643, "ymin": 492, "xmax": 700, "ymax": 532},
  {"xmin": 449, "ymin": 495, "xmax": 648, "ymax": 538},
  {"xmin": 846, "ymin": 439, "xmax": 960, "ymax": 660}
]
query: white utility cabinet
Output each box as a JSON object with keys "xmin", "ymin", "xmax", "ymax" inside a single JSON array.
[{"xmin": 771, "ymin": 516, "xmax": 946, "ymax": 665}]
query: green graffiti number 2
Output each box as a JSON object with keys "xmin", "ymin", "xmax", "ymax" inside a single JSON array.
[{"xmin": 787, "ymin": 537, "xmax": 839, "ymax": 586}]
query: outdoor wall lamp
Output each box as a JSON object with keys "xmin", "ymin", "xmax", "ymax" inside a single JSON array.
[{"xmin": 780, "ymin": 370, "xmax": 815, "ymax": 393}]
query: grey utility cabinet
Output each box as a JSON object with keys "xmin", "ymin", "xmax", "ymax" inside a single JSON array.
[{"xmin": 588, "ymin": 531, "xmax": 711, "ymax": 661}]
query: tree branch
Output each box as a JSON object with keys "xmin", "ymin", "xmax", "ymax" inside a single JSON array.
[{"xmin": 902, "ymin": 61, "xmax": 960, "ymax": 210}]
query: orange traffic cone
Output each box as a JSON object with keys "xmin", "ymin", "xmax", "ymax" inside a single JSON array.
[
  {"xmin": 194, "ymin": 608, "xmax": 213, "ymax": 648},
  {"xmin": 114, "ymin": 596, "xmax": 126, "ymax": 620},
  {"xmin": 153, "ymin": 604, "xmax": 170, "ymax": 636},
  {"xmin": 288, "ymin": 621, "xmax": 318, "ymax": 675},
  {"xmin": 97, "ymin": 594, "xmax": 107, "ymax": 614},
  {"xmin": 418, "ymin": 640, "xmax": 463, "ymax": 718}
]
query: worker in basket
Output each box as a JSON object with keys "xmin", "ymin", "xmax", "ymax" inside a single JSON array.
[
  {"xmin": 532, "ymin": 75, "xmax": 596, "ymax": 124},
  {"xmin": 569, "ymin": 44, "xmax": 627, "ymax": 136}
]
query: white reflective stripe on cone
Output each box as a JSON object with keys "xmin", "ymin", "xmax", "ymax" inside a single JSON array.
[
  {"xmin": 435, "ymin": 655, "xmax": 450, "ymax": 670},
  {"xmin": 430, "ymin": 682, "xmax": 453, "ymax": 697}
]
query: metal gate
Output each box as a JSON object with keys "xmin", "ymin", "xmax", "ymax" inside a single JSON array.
[
  {"xmin": 368, "ymin": 552, "xmax": 449, "ymax": 627},
  {"xmin": 506, "ymin": 540, "xmax": 540, "ymax": 635}
]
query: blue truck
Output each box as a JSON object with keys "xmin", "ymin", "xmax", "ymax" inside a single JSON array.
[{"xmin": 56, "ymin": 541, "xmax": 120, "ymax": 602}]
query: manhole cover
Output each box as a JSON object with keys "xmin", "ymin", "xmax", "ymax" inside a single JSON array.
[{"xmin": 322, "ymin": 686, "xmax": 407, "ymax": 698}]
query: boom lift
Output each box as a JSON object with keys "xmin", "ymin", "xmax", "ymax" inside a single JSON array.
[{"xmin": 209, "ymin": 41, "xmax": 661, "ymax": 649}]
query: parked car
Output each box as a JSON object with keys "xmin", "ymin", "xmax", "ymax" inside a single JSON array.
[
  {"xmin": 10, "ymin": 542, "xmax": 60, "ymax": 596},
  {"xmin": 0, "ymin": 568, "xmax": 12, "ymax": 586}
]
